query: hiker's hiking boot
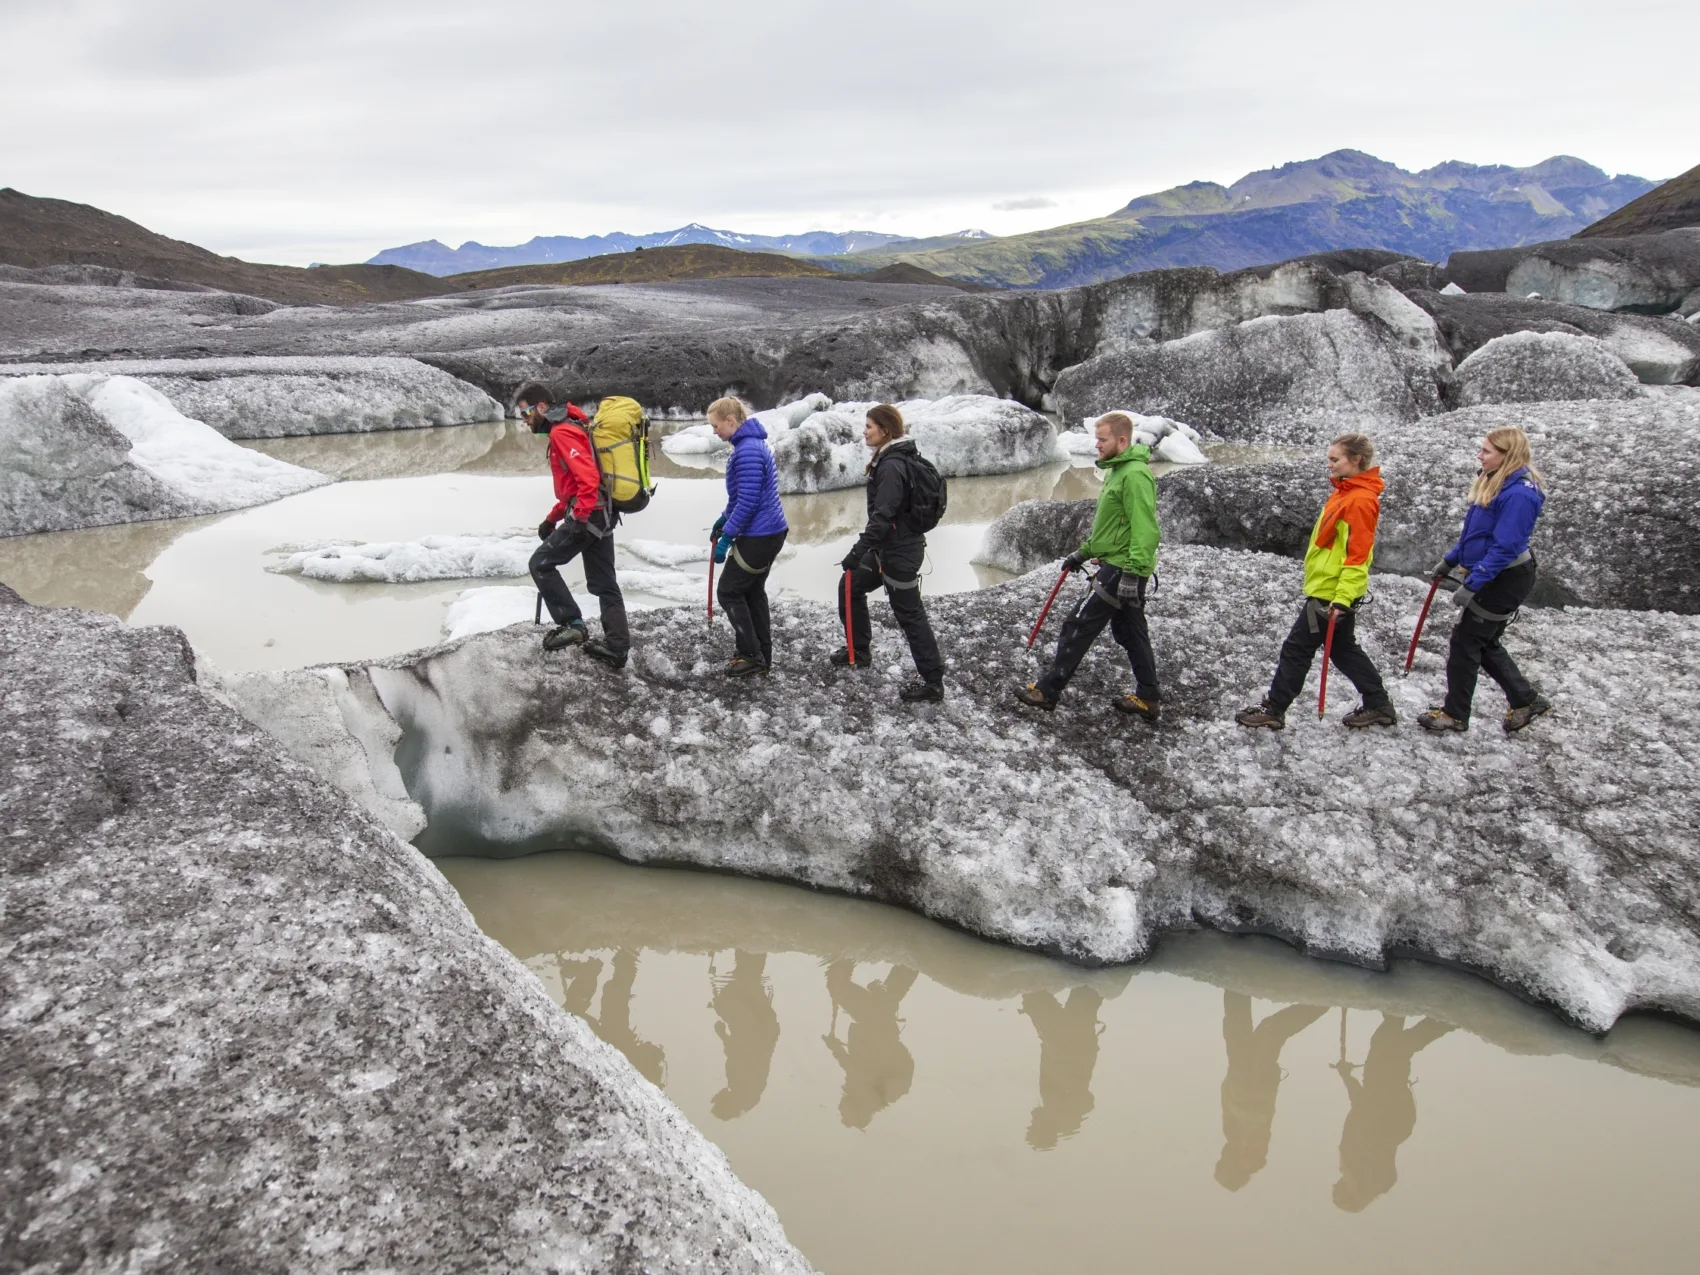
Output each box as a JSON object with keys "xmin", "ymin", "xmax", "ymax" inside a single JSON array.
[
  {"xmin": 1342, "ymin": 702, "xmax": 1398, "ymax": 729},
  {"xmin": 542, "ymin": 621, "xmax": 587, "ymax": 651},
  {"xmin": 1113, "ymin": 694, "xmax": 1160, "ymax": 723},
  {"xmin": 725, "ymin": 656, "xmax": 768, "ymax": 678},
  {"xmin": 830, "ymin": 647, "xmax": 872, "ymax": 669},
  {"xmin": 1235, "ymin": 703, "xmax": 1285, "ymax": 730},
  {"xmin": 900, "ymin": 680, "xmax": 944, "ymax": 704},
  {"xmin": 583, "ymin": 638, "xmax": 628, "ymax": 670},
  {"xmin": 1503, "ymin": 695, "xmax": 1552, "ymax": 734},
  {"xmin": 1417, "ymin": 707, "xmax": 1467, "ymax": 733},
  {"xmin": 1013, "ymin": 682, "xmax": 1057, "ymax": 712}
]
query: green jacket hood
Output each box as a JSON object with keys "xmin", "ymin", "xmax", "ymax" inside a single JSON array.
[{"xmin": 1096, "ymin": 443, "xmax": 1151, "ymax": 470}]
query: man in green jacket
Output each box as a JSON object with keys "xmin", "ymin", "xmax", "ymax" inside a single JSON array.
[{"xmin": 1015, "ymin": 412, "xmax": 1161, "ymax": 721}]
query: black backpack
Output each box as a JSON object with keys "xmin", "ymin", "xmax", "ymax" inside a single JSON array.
[{"xmin": 900, "ymin": 451, "xmax": 948, "ymax": 533}]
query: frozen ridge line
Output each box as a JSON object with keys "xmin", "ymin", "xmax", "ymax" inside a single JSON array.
[{"xmin": 224, "ymin": 544, "xmax": 1700, "ymax": 1036}]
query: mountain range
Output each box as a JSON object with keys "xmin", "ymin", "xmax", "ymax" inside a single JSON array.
[
  {"xmin": 368, "ymin": 150, "xmax": 1658, "ymax": 290},
  {"xmin": 838, "ymin": 151, "xmax": 1659, "ymax": 289},
  {"xmin": 368, "ymin": 225, "xmax": 994, "ymax": 276}
]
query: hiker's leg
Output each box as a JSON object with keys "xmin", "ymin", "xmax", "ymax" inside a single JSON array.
[
  {"xmin": 1108, "ymin": 574, "xmax": 1160, "ymax": 702},
  {"xmin": 1325, "ymin": 606, "xmax": 1391, "ymax": 709},
  {"xmin": 1037, "ymin": 574, "xmax": 1117, "ymax": 700},
  {"xmin": 529, "ymin": 525, "xmax": 588, "ymax": 627},
  {"xmin": 1265, "ymin": 603, "xmax": 1324, "ymax": 716},
  {"xmin": 581, "ymin": 532, "xmax": 629, "ymax": 652}
]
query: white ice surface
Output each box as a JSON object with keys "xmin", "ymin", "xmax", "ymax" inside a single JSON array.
[
  {"xmin": 1440, "ymin": 281, "xmax": 1467, "ymax": 295},
  {"xmin": 63, "ymin": 375, "xmax": 330, "ymax": 510},
  {"xmin": 444, "ymin": 587, "xmax": 537, "ymax": 640},
  {"xmin": 269, "ymin": 531, "xmax": 535, "ymax": 583},
  {"xmin": 626, "ymin": 539, "xmax": 714, "ymax": 568}
]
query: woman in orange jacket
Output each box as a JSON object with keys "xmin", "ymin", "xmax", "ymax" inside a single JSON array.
[{"xmin": 1236, "ymin": 433, "xmax": 1396, "ymax": 730}]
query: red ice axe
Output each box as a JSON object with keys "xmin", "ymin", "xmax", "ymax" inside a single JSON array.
[
  {"xmin": 842, "ymin": 570, "xmax": 856, "ymax": 665},
  {"xmin": 1403, "ymin": 576, "xmax": 1443, "ymax": 675},
  {"xmin": 1318, "ymin": 606, "xmax": 1339, "ymax": 718},
  {"xmin": 1026, "ymin": 569, "xmax": 1071, "ymax": 650}
]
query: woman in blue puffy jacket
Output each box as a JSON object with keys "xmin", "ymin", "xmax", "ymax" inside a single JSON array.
[
  {"xmin": 708, "ymin": 397, "xmax": 790, "ymax": 677},
  {"xmin": 1418, "ymin": 426, "xmax": 1552, "ymax": 734}
]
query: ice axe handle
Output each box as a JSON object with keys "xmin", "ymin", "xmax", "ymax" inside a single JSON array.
[
  {"xmin": 707, "ymin": 534, "xmax": 716, "ymax": 630},
  {"xmin": 1403, "ymin": 577, "xmax": 1443, "ymax": 674},
  {"xmin": 1026, "ymin": 570, "xmax": 1070, "ymax": 650},
  {"xmin": 1318, "ymin": 606, "xmax": 1339, "ymax": 718},
  {"xmin": 843, "ymin": 570, "xmax": 856, "ymax": 665}
]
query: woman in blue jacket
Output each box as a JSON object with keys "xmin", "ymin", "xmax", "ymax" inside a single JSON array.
[
  {"xmin": 1419, "ymin": 426, "xmax": 1552, "ymax": 734},
  {"xmin": 708, "ymin": 397, "xmax": 790, "ymax": 677}
]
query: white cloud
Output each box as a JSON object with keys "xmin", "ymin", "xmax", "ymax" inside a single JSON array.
[
  {"xmin": 992, "ymin": 197, "xmax": 1059, "ymax": 212},
  {"xmin": 2, "ymin": 0, "xmax": 1694, "ymax": 264}
]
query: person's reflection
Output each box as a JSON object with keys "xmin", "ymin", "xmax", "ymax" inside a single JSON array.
[
  {"xmin": 822, "ymin": 961, "xmax": 918, "ymax": 1130},
  {"xmin": 709, "ymin": 951, "xmax": 780, "ymax": 1121},
  {"xmin": 576, "ymin": 948, "xmax": 667, "ymax": 1086},
  {"xmin": 553, "ymin": 955, "xmax": 604, "ymax": 1016},
  {"xmin": 1020, "ymin": 988, "xmax": 1104, "ymax": 1150},
  {"xmin": 1333, "ymin": 1015, "xmax": 1454, "ymax": 1211},
  {"xmin": 1214, "ymin": 993, "xmax": 1328, "ymax": 1190}
]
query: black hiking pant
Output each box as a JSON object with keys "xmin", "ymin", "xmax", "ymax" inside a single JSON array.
[
  {"xmin": 840, "ymin": 540, "xmax": 944, "ymax": 684},
  {"xmin": 1265, "ymin": 597, "xmax": 1390, "ymax": 716},
  {"xmin": 1037, "ymin": 565, "xmax": 1159, "ymax": 703},
  {"xmin": 1442, "ymin": 558, "xmax": 1538, "ymax": 721},
  {"xmin": 718, "ymin": 531, "xmax": 787, "ymax": 665},
  {"xmin": 530, "ymin": 520, "xmax": 630, "ymax": 651}
]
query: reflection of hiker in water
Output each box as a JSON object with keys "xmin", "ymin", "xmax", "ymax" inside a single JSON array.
[
  {"xmin": 1333, "ymin": 1014, "xmax": 1453, "ymax": 1212},
  {"xmin": 554, "ymin": 948, "xmax": 666, "ymax": 1086},
  {"xmin": 709, "ymin": 951, "xmax": 780, "ymax": 1121},
  {"xmin": 822, "ymin": 961, "xmax": 918, "ymax": 1129},
  {"xmin": 1215, "ymin": 993, "xmax": 1328, "ymax": 1190},
  {"xmin": 1020, "ymin": 988, "xmax": 1105, "ymax": 1150}
]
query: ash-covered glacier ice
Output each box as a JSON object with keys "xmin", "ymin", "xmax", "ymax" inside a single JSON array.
[
  {"xmin": 0, "ymin": 356, "xmax": 503, "ymax": 438},
  {"xmin": 227, "ymin": 545, "xmax": 1700, "ymax": 1035},
  {"xmin": 1, "ymin": 373, "xmax": 328, "ymax": 536},
  {"xmin": 1453, "ymin": 332, "xmax": 1643, "ymax": 406},
  {"xmin": 0, "ymin": 584, "xmax": 813, "ymax": 1274}
]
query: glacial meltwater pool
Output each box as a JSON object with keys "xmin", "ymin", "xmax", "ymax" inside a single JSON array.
[{"xmin": 443, "ymin": 851, "xmax": 1700, "ymax": 1275}]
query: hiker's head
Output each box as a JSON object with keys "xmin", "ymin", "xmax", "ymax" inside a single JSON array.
[
  {"xmin": 1470, "ymin": 426, "xmax": 1542, "ymax": 506},
  {"xmin": 706, "ymin": 396, "xmax": 749, "ymax": 442},
  {"xmin": 863, "ymin": 404, "xmax": 905, "ymax": 449},
  {"xmin": 515, "ymin": 383, "xmax": 552, "ymax": 433},
  {"xmin": 1328, "ymin": 433, "xmax": 1374, "ymax": 479},
  {"xmin": 1094, "ymin": 412, "xmax": 1133, "ymax": 461}
]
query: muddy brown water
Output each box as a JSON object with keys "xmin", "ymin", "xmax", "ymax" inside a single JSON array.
[{"xmin": 443, "ymin": 851, "xmax": 1700, "ymax": 1275}]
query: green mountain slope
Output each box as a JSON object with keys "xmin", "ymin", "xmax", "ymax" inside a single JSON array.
[{"xmin": 1576, "ymin": 162, "xmax": 1700, "ymax": 237}]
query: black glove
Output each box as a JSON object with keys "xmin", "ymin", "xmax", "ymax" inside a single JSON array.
[
  {"xmin": 840, "ymin": 549, "xmax": 863, "ymax": 572},
  {"xmin": 1062, "ymin": 551, "xmax": 1087, "ymax": 574},
  {"xmin": 1451, "ymin": 585, "xmax": 1476, "ymax": 611},
  {"xmin": 1431, "ymin": 558, "xmax": 1455, "ymax": 580},
  {"xmin": 538, "ymin": 519, "xmax": 556, "ymax": 541}
]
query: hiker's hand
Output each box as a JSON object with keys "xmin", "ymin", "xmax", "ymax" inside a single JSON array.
[
  {"xmin": 1451, "ymin": 586, "xmax": 1476, "ymax": 611},
  {"xmin": 713, "ymin": 535, "xmax": 732, "ymax": 565},
  {"xmin": 840, "ymin": 550, "xmax": 862, "ymax": 572},
  {"xmin": 1431, "ymin": 558, "xmax": 1455, "ymax": 581},
  {"xmin": 537, "ymin": 519, "xmax": 556, "ymax": 541},
  {"xmin": 1062, "ymin": 551, "xmax": 1086, "ymax": 574},
  {"xmin": 711, "ymin": 516, "xmax": 726, "ymax": 541}
]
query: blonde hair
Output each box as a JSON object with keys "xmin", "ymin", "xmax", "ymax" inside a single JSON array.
[
  {"xmin": 1470, "ymin": 426, "xmax": 1544, "ymax": 507},
  {"xmin": 1330, "ymin": 432, "xmax": 1374, "ymax": 470},
  {"xmin": 1096, "ymin": 412, "xmax": 1134, "ymax": 441},
  {"xmin": 705, "ymin": 396, "xmax": 749, "ymax": 424}
]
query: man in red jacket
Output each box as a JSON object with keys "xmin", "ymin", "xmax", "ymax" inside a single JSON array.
[{"xmin": 518, "ymin": 386, "xmax": 629, "ymax": 667}]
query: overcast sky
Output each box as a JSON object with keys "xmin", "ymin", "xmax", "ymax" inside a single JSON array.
[{"xmin": 4, "ymin": 0, "xmax": 1695, "ymax": 265}]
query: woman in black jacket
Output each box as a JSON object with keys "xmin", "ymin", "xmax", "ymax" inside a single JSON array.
[{"xmin": 835, "ymin": 404, "xmax": 945, "ymax": 703}]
